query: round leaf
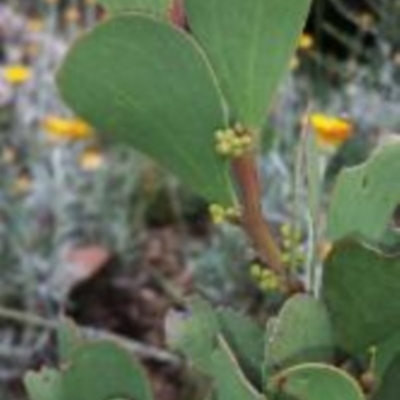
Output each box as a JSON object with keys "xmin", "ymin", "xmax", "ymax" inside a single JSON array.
[
  {"xmin": 265, "ymin": 295, "xmax": 333, "ymax": 373},
  {"xmin": 328, "ymin": 143, "xmax": 400, "ymax": 242},
  {"xmin": 63, "ymin": 341, "xmax": 153, "ymax": 400},
  {"xmin": 322, "ymin": 240, "xmax": 400, "ymax": 354},
  {"xmin": 270, "ymin": 364, "xmax": 365, "ymax": 400},
  {"xmin": 58, "ymin": 15, "xmax": 234, "ymax": 206}
]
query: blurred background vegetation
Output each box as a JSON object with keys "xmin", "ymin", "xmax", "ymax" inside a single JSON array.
[{"xmin": 0, "ymin": 0, "xmax": 400, "ymax": 399}]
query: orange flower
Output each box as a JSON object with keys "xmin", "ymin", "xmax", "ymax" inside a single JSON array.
[
  {"xmin": 310, "ymin": 113, "xmax": 353, "ymax": 148},
  {"xmin": 42, "ymin": 116, "xmax": 94, "ymax": 141}
]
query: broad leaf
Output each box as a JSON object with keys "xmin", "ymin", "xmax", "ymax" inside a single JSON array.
[
  {"xmin": 269, "ymin": 363, "xmax": 365, "ymax": 400},
  {"xmin": 98, "ymin": 0, "xmax": 171, "ymax": 17},
  {"xmin": 63, "ymin": 341, "xmax": 153, "ymax": 400},
  {"xmin": 166, "ymin": 297, "xmax": 220, "ymax": 373},
  {"xmin": 328, "ymin": 143, "xmax": 400, "ymax": 241},
  {"xmin": 58, "ymin": 15, "xmax": 234, "ymax": 206},
  {"xmin": 185, "ymin": 0, "xmax": 312, "ymax": 130},
  {"xmin": 218, "ymin": 308, "xmax": 264, "ymax": 385},
  {"xmin": 372, "ymin": 355, "xmax": 400, "ymax": 400},
  {"xmin": 375, "ymin": 331, "xmax": 400, "ymax": 382},
  {"xmin": 322, "ymin": 240, "xmax": 400, "ymax": 354},
  {"xmin": 211, "ymin": 336, "xmax": 266, "ymax": 400},
  {"xmin": 24, "ymin": 369, "xmax": 63, "ymax": 400},
  {"xmin": 265, "ymin": 295, "xmax": 333, "ymax": 373},
  {"xmin": 57, "ymin": 318, "xmax": 83, "ymax": 364}
]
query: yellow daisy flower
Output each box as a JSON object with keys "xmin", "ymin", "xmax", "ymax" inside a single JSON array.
[
  {"xmin": 42, "ymin": 116, "xmax": 94, "ymax": 141},
  {"xmin": 310, "ymin": 113, "xmax": 353, "ymax": 148},
  {"xmin": 3, "ymin": 65, "xmax": 32, "ymax": 85}
]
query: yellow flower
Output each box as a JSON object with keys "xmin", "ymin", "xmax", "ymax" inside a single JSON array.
[
  {"xmin": 3, "ymin": 65, "xmax": 32, "ymax": 85},
  {"xmin": 79, "ymin": 148, "xmax": 104, "ymax": 171},
  {"xmin": 42, "ymin": 116, "xmax": 94, "ymax": 141},
  {"xmin": 310, "ymin": 113, "xmax": 353, "ymax": 148},
  {"xmin": 298, "ymin": 33, "xmax": 314, "ymax": 50}
]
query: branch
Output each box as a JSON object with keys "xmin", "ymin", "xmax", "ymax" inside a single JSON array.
[
  {"xmin": 0, "ymin": 306, "xmax": 181, "ymax": 366},
  {"xmin": 231, "ymin": 152, "xmax": 285, "ymax": 274}
]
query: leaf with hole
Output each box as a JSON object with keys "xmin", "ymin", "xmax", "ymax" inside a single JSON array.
[
  {"xmin": 322, "ymin": 240, "xmax": 400, "ymax": 354},
  {"xmin": 328, "ymin": 143, "xmax": 400, "ymax": 242}
]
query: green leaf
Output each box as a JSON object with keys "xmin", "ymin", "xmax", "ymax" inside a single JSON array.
[
  {"xmin": 328, "ymin": 143, "xmax": 400, "ymax": 241},
  {"xmin": 58, "ymin": 15, "xmax": 234, "ymax": 206},
  {"xmin": 63, "ymin": 341, "xmax": 153, "ymax": 400},
  {"xmin": 57, "ymin": 318, "xmax": 83, "ymax": 364},
  {"xmin": 265, "ymin": 295, "xmax": 333, "ymax": 374},
  {"xmin": 217, "ymin": 308, "xmax": 264, "ymax": 385},
  {"xmin": 322, "ymin": 240, "xmax": 400, "ymax": 354},
  {"xmin": 211, "ymin": 336, "xmax": 266, "ymax": 400},
  {"xmin": 167, "ymin": 299, "xmax": 265, "ymax": 385},
  {"xmin": 98, "ymin": 0, "xmax": 171, "ymax": 17},
  {"xmin": 372, "ymin": 355, "xmax": 400, "ymax": 400},
  {"xmin": 375, "ymin": 331, "xmax": 400, "ymax": 383},
  {"xmin": 24, "ymin": 368, "xmax": 63, "ymax": 400},
  {"xmin": 185, "ymin": 0, "xmax": 312, "ymax": 130},
  {"xmin": 166, "ymin": 297, "xmax": 220, "ymax": 373},
  {"xmin": 269, "ymin": 363, "xmax": 365, "ymax": 400}
]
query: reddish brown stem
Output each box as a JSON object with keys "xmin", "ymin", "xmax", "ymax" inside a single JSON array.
[
  {"xmin": 168, "ymin": 0, "xmax": 187, "ymax": 28},
  {"xmin": 232, "ymin": 153, "xmax": 284, "ymax": 274}
]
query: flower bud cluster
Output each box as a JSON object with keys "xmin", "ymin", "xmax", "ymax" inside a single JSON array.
[{"xmin": 215, "ymin": 127, "xmax": 253, "ymax": 158}]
